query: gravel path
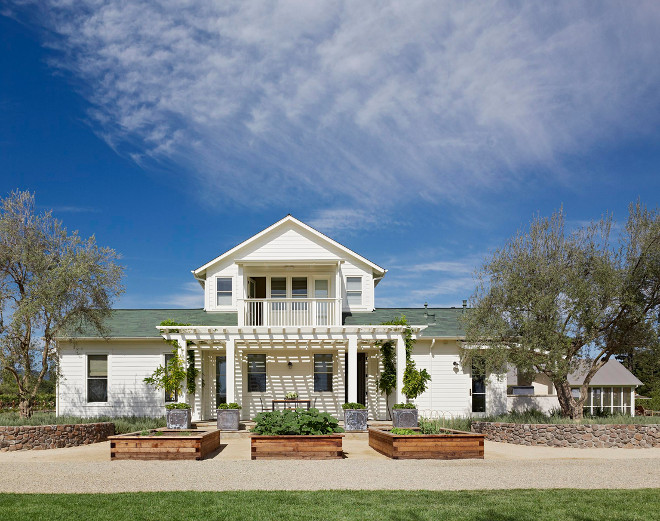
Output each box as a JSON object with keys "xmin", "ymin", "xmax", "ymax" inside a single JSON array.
[{"xmin": 0, "ymin": 439, "xmax": 658, "ymax": 493}]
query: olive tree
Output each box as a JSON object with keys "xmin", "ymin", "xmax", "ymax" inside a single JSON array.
[
  {"xmin": 460, "ymin": 202, "xmax": 659, "ymax": 419},
  {"xmin": 0, "ymin": 191, "xmax": 123, "ymax": 417}
]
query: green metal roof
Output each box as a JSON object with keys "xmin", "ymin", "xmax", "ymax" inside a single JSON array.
[
  {"xmin": 343, "ymin": 308, "xmax": 466, "ymax": 338},
  {"xmin": 63, "ymin": 307, "xmax": 465, "ymax": 339}
]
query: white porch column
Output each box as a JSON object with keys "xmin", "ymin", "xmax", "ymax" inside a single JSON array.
[
  {"xmin": 193, "ymin": 347, "xmax": 203, "ymax": 421},
  {"xmin": 177, "ymin": 337, "xmax": 188, "ymax": 404},
  {"xmin": 348, "ymin": 336, "xmax": 358, "ymax": 403},
  {"xmin": 226, "ymin": 338, "xmax": 235, "ymax": 403},
  {"xmin": 395, "ymin": 334, "xmax": 406, "ymax": 404}
]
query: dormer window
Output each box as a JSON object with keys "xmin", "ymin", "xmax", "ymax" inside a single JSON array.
[
  {"xmin": 216, "ymin": 277, "xmax": 232, "ymax": 306},
  {"xmin": 346, "ymin": 276, "xmax": 362, "ymax": 306}
]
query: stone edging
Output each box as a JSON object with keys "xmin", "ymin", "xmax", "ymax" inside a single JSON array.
[
  {"xmin": 471, "ymin": 421, "xmax": 660, "ymax": 448},
  {"xmin": 0, "ymin": 423, "xmax": 115, "ymax": 451}
]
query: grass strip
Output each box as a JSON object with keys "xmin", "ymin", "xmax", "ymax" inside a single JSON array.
[{"xmin": 0, "ymin": 489, "xmax": 658, "ymax": 521}]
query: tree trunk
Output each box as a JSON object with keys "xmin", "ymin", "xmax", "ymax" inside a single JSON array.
[
  {"xmin": 555, "ymin": 380, "xmax": 584, "ymax": 420},
  {"xmin": 19, "ymin": 398, "xmax": 34, "ymax": 418}
]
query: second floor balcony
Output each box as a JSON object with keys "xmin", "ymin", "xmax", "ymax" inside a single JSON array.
[{"xmin": 238, "ymin": 298, "xmax": 342, "ymax": 327}]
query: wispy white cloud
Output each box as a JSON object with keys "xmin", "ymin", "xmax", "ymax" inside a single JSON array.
[
  {"xmin": 306, "ymin": 208, "xmax": 392, "ymax": 235},
  {"xmin": 163, "ymin": 282, "xmax": 203, "ymax": 309},
  {"xmin": 8, "ymin": 1, "xmax": 660, "ymax": 211}
]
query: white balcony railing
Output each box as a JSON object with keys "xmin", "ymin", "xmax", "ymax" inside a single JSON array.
[{"xmin": 238, "ymin": 298, "xmax": 342, "ymax": 327}]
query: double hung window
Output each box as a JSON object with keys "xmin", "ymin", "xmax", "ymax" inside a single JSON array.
[
  {"xmin": 346, "ymin": 276, "xmax": 362, "ymax": 306},
  {"xmin": 247, "ymin": 354, "xmax": 267, "ymax": 392},
  {"xmin": 314, "ymin": 354, "xmax": 333, "ymax": 392},
  {"xmin": 87, "ymin": 355, "xmax": 108, "ymax": 403},
  {"xmin": 216, "ymin": 278, "xmax": 232, "ymax": 306}
]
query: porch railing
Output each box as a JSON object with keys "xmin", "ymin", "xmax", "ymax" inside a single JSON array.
[{"xmin": 238, "ymin": 298, "xmax": 342, "ymax": 327}]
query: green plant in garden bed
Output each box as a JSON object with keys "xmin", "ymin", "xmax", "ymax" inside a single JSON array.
[
  {"xmin": 390, "ymin": 428, "xmax": 420, "ymax": 435},
  {"xmin": 341, "ymin": 402, "xmax": 366, "ymax": 409},
  {"xmin": 252, "ymin": 408, "xmax": 344, "ymax": 435},
  {"xmin": 217, "ymin": 403, "xmax": 241, "ymax": 409}
]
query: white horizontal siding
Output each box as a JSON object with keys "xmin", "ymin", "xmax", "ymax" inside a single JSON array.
[
  {"xmin": 239, "ymin": 225, "xmax": 342, "ymax": 261},
  {"xmin": 58, "ymin": 341, "xmax": 173, "ymax": 418}
]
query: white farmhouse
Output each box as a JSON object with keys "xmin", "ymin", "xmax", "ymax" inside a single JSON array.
[{"xmin": 55, "ymin": 215, "xmax": 512, "ymax": 421}]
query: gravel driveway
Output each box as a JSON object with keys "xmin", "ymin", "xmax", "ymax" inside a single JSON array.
[{"xmin": 0, "ymin": 438, "xmax": 658, "ymax": 493}]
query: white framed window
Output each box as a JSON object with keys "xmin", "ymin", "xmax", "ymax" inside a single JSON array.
[
  {"xmin": 87, "ymin": 355, "xmax": 108, "ymax": 403},
  {"xmin": 314, "ymin": 354, "xmax": 333, "ymax": 392},
  {"xmin": 247, "ymin": 354, "xmax": 267, "ymax": 392},
  {"xmin": 346, "ymin": 276, "xmax": 362, "ymax": 306},
  {"xmin": 216, "ymin": 277, "xmax": 232, "ymax": 306}
]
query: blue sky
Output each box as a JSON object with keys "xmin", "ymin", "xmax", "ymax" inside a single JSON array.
[{"xmin": 2, "ymin": 1, "xmax": 659, "ymax": 310}]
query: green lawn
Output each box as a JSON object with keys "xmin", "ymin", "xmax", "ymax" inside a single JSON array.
[{"xmin": 0, "ymin": 489, "xmax": 657, "ymax": 521}]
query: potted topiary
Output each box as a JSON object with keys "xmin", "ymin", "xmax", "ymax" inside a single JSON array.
[
  {"xmin": 217, "ymin": 403, "xmax": 242, "ymax": 431},
  {"xmin": 165, "ymin": 402, "xmax": 192, "ymax": 429},
  {"xmin": 392, "ymin": 403, "xmax": 418, "ymax": 428},
  {"xmin": 144, "ymin": 348, "xmax": 190, "ymax": 429},
  {"xmin": 342, "ymin": 402, "xmax": 368, "ymax": 431}
]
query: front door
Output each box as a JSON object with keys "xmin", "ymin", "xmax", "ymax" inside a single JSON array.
[
  {"xmin": 216, "ymin": 356, "xmax": 227, "ymax": 406},
  {"xmin": 344, "ymin": 353, "xmax": 367, "ymax": 406}
]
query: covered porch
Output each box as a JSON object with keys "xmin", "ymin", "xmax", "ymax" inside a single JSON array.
[{"xmin": 159, "ymin": 325, "xmax": 420, "ymax": 421}]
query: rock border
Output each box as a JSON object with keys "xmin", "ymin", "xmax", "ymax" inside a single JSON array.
[
  {"xmin": 471, "ymin": 421, "xmax": 659, "ymax": 448},
  {"xmin": 0, "ymin": 423, "xmax": 115, "ymax": 451}
]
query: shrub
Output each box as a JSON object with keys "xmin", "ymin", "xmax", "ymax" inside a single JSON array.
[
  {"xmin": 252, "ymin": 408, "xmax": 344, "ymax": 435},
  {"xmin": 0, "ymin": 413, "xmax": 166, "ymax": 434},
  {"xmin": 165, "ymin": 403, "xmax": 191, "ymax": 410},
  {"xmin": 341, "ymin": 402, "xmax": 366, "ymax": 410},
  {"xmin": 217, "ymin": 403, "xmax": 242, "ymax": 409},
  {"xmin": 393, "ymin": 403, "xmax": 416, "ymax": 409}
]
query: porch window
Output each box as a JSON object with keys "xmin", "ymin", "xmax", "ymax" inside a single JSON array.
[
  {"xmin": 346, "ymin": 276, "xmax": 362, "ymax": 306},
  {"xmin": 216, "ymin": 277, "xmax": 232, "ymax": 306},
  {"xmin": 314, "ymin": 354, "xmax": 333, "ymax": 392},
  {"xmin": 87, "ymin": 355, "xmax": 108, "ymax": 403},
  {"xmin": 164, "ymin": 353, "xmax": 178, "ymax": 402},
  {"xmin": 247, "ymin": 354, "xmax": 266, "ymax": 392}
]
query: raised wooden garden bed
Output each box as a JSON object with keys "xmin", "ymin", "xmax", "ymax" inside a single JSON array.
[
  {"xmin": 250, "ymin": 434, "xmax": 344, "ymax": 460},
  {"xmin": 109, "ymin": 429, "xmax": 220, "ymax": 460},
  {"xmin": 368, "ymin": 427, "xmax": 484, "ymax": 459}
]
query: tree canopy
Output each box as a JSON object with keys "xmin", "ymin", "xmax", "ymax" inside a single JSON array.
[
  {"xmin": 460, "ymin": 202, "xmax": 659, "ymax": 419},
  {"xmin": 0, "ymin": 191, "xmax": 123, "ymax": 417}
]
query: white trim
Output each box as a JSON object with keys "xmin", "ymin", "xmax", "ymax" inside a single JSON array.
[
  {"xmin": 85, "ymin": 352, "xmax": 109, "ymax": 404},
  {"xmin": 193, "ymin": 215, "xmax": 387, "ymax": 277}
]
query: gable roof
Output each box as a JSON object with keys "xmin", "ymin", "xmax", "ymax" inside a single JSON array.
[
  {"xmin": 508, "ymin": 359, "xmax": 643, "ymax": 387},
  {"xmin": 193, "ymin": 215, "xmax": 386, "ymax": 277},
  {"xmin": 567, "ymin": 359, "xmax": 643, "ymax": 387}
]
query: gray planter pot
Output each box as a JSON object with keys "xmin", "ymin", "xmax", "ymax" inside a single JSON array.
[
  {"xmin": 392, "ymin": 408, "xmax": 418, "ymax": 428},
  {"xmin": 343, "ymin": 409, "xmax": 368, "ymax": 431},
  {"xmin": 217, "ymin": 409, "xmax": 241, "ymax": 431},
  {"xmin": 166, "ymin": 408, "xmax": 192, "ymax": 429}
]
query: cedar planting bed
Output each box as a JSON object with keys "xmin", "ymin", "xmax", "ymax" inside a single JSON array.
[
  {"xmin": 109, "ymin": 429, "xmax": 220, "ymax": 460},
  {"xmin": 251, "ymin": 434, "xmax": 344, "ymax": 460},
  {"xmin": 368, "ymin": 427, "xmax": 484, "ymax": 459}
]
